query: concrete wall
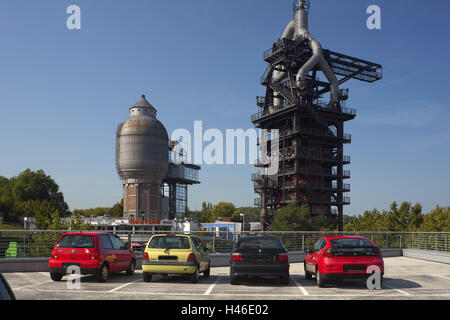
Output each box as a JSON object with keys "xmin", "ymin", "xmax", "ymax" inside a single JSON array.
[{"xmin": 402, "ymin": 249, "xmax": 450, "ymax": 264}]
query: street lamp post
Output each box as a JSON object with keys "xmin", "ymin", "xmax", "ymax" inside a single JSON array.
[{"xmin": 240, "ymin": 213, "xmax": 245, "ymax": 233}]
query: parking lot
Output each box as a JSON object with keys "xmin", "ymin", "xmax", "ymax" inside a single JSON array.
[{"xmin": 3, "ymin": 257, "xmax": 450, "ymax": 300}]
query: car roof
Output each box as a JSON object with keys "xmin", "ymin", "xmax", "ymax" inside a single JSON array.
[
  {"xmin": 60, "ymin": 231, "xmax": 112, "ymax": 236},
  {"xmin": 151, "ymin": 234, "xmax": 191, "ymax": 237},
  {"xmin": 324, "ymin": 235, "xmax": 368, "ymax": 240}
]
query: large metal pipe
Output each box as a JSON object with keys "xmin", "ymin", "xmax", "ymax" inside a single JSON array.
[
  {"xmin": 273, "ymin": 0, "xmax": 339, "ymax": 108},
  {"xmin": 294, "ymin": 0, "xmax": 339, "ymax": 106},
  {"xmin": 273, "ymin": 20, "xmax": 295, "ymax": 109}
]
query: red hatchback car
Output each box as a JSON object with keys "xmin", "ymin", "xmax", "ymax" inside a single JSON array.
[
  {"xmin": 48, "ymin": 232, "xmax": 136, "ymax": 282},
  {"xmin": 304, "ymin": 236, "xmax": 384, "ymax": 287}
]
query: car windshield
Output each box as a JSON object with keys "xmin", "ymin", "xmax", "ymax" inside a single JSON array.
[
  {"xmin": 148, "ymin": 236, "xmax": 191, "ymax": 249},
  {"xmin": 237, "ymin": 237, "xmax": 284, "ymax": 249},
  {"xmin": 57, "ymin": 235, "xmax": 95, "ymax": 248},
  {"xmin": 330, "ymin": 238, "xmax": 375, "ymax": 248}
]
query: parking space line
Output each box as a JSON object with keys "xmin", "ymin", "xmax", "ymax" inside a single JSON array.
[
  {"xmin": 108, "ymin": 279, "xmax": 141, "ymax": 293},
  {"xmin": 431, "ymin": 274, "xmax": 450, "ymax": 281},
  {"xmin": 16, "ymin": 273, "xmax": 42, "ymax": 284},
  {"xmin": 291, "ymin": 277, "xmax": 309, "ymax": 296},
  {"xmin": 204, "ymin": 277, "xmax": 222, "ymax": 295},
  {"xmin": 13, "ymin": 280, "xmax": 55, "ymax": 291},
  {"xmin": 384, "ymin": 284, "xmax": 411, "ymax": 296}
]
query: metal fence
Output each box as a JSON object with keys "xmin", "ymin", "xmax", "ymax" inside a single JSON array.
[{"xmin": 0, "ymin": 230, "xmax": 449, "ymax": 259}]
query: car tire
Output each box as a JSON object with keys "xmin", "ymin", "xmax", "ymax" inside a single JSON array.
[
  {"xmin": 126, "ymin": 260, "xmax": 135, "ymax": 276},
  {"xmin": 280, "ymin": 275, "xmax": 290, "ymax": 285},
  {"xmin": 50, "ymin": 272, "xmax": 63, "ymax": 281},
  {"xmin": 316, "ymin": 267, "xmax": 326, "ymax": 288},
  {"xmin": 143, "ymin": 272, "xmax": 152, "ymax": 282},
  {"xmin": 203, "ymin": 262, "xmax": 211, "ymax": 278},
  {"xmin": 304, "ymin": 263, "xmax": 313, "ymax": 280},
  {"xmin": 230, "ymin": 275, "xmax": 239, "ymax": 285},
  {"xmin": 97, "ymin": 264, "xmax": 109, "ymax": 283},
  {"xmin": 191, "ymin": 267, "xmax": 199, "ymax": 283}
]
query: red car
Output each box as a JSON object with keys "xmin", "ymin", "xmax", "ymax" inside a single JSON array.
[
  {"xmin": 304, "ymin": 236, "xmax": 384, "ymax": 287},
  {"xmin": 48, "ymin": 232, "xmax": 136, "ymax": 282}
]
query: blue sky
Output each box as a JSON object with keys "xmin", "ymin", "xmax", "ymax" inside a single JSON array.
[{"xmin": 0, "ymin": 0, "xmax": 449, "ymax": 215}]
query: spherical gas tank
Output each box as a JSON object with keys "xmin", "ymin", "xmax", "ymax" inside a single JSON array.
[{"xmin": 116, "ymin": 95, "xmax": 169, "ymax": 183}]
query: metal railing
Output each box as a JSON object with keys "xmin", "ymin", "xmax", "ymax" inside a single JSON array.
[{"xmin": 0, "ymin": 230, "xmax": 449, "ymax": 258}]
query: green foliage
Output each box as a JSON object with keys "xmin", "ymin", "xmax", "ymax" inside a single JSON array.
[
  {"xmin": 271, "ymin": 204, "xmax": 332, "ymax": 231},
  {"xmin": 211, "ymin": 202, "xmax": 236, "ymax": 221},
  {"xmin": 9, "ymin": 169, "xmax": 68, "ymax": 214},
  {"xmin": 0, "ymin": 169, "xmax": 69, "ymax": 227},
  {"xmin": 421, "ymin": 206, "xmax": 450, "ymax": 232},
  {"xmin": 67, "ymin": 213, "xmax": 91, "ymax": 231},
  {"xmin": 186, "ymin": 202, "xmax": 214, "ymax": 222},
  {"xmin": 344, "ymin": 201, "xmax": 447, "ymax": 232}
]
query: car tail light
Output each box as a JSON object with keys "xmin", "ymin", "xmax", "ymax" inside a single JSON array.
[
  {"xmin": 187, "ymin": 253, "xmax": 196, "ymax": 262},
  {"xmin": 277, "ymin": 253, "xmax": 289, "ymax": 262},
  {"xmin": 323, "ymin": 248, "xmax": 332, "ymax": 257},
  {"xmin": 143, "ymin": 252, "xmax": 149, "ymax": 261},
  {"xmin": 51, "ymin": 249, "xmax": 58, "ymax": 259},
  {"xmin": 231, "ymin": 253, "xmax": 243, "ymax": 262},
  {"xmin": 90, "ymin": 249, "xmax": 99, "ymax": 260}
]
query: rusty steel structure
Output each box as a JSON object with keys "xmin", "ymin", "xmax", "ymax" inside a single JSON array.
[{"xmin": 252, "ymin": 0, "xmax": 383, "ymax": 231}]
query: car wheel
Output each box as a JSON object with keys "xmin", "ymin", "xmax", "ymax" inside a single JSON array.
[
  {"xmin": 50, "ymin": 272, "xmax": 63, "ymax": 281},
  {"xmin": 230, "ymin": 275, "xmax": 239, "ymax": 285},
  {"xmin": 230, "ymin": 269, "xmax": 239, "ymax": 285},
  {"xmin": 280, "ymin": 275, "xmax": 290, "ymax": 285},
  {"xmin": 98, "ymin": 264, "xmax": 109, "ymax": 283},
  {"xmin": 316, "ymin": 267, "xmax": 326, "ymax": 288},
  {"xmin": 304, "ymin": 263, "xmax": 312, "ymax": 280},
  {"xmin": 203, "ymin": 262, "xmax": 211, "ymax": 278},
  {"xmin": 191, "ymin": 267, "xmax": 199, "ymax": 283},
  {"xmin": 126, "ymin": 260, "xmax": 135, "ymax": 276},
  {"xmin": 143, "ymin": 272, "xmax": 152, "ymax": 282}
]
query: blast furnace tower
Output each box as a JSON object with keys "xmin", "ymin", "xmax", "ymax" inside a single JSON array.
[{"xmin": 252, "ymin": 0, "xmax": 383, "ymax": 231}]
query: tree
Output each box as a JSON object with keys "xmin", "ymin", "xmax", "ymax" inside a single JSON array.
[
  {"xmin": 9, "ymin": 169, "xmax": 69, "ymax": 215},
  {"xmin": 110, "ymin": 200, "xmax": 124, "ymax": 217},
  {"xmin": 421, "ymin": 206, "xmax": 450, "ymax": 232},
  {"xmin": 0, "ymin": 176, "xmax": 16, "ymax": 223},
  {"xmin": 201, "ymin": 202, "xmax": 214, "ymax": 222},
  {"xmin": 271, "ymin": 204, "xmax": 331, "ymax": 231},
  {"xmin": 19, "ymin": 200, "xmax": 60, "ymax": 230},
  {"xmin": 211, "ymin": 202, "xmax": 236, "ymax": 221}
]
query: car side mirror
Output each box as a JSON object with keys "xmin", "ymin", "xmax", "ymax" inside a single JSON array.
[{"xmin": 305, "ymin": 248, "xmax": 312, "ymax": 254}]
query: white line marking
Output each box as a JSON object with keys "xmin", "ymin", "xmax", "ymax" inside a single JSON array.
[
  {"xmin": 31, "ymin": 289, "xmax": 450, "ymax": 297},
  {"xmin": 384, "ymin": 284, "xmax": 411, "ymax": 296},
  {"xmin": 204, "ymin": 277, "xmax": 221, "ymax": 295},
  {"xmin": 292, "ymin": 277, "xmax": 309, "ymax": 296},
  {"xmin": 16, "ymin": 273, "xmax": 41, "ymax": 284},
  {"xmin": 13, "ymin": 280, "xmax": 55, "ymax": 291},
  {"xmin": 108, "ymin": 279, "xmax": 141, "ymax": 293},
  {"xmin": 431, "ymin": 274, "xmax": 450, "ymax": 281}
]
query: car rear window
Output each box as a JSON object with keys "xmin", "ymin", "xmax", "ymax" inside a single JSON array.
[
  {"xmin": 57, "ymin": 235, "xmax": 95, "ymax": 249},
  {"xmin": 237, "ymin": 237, "xmax": 284, "ymax": 249},
  {"xmin": 330, "ymin": 238, "xmax": 375, "ymax": 248},
  {"xmin": 148, "ymin": 236, "xmax": 191, "ymax": 249}
]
